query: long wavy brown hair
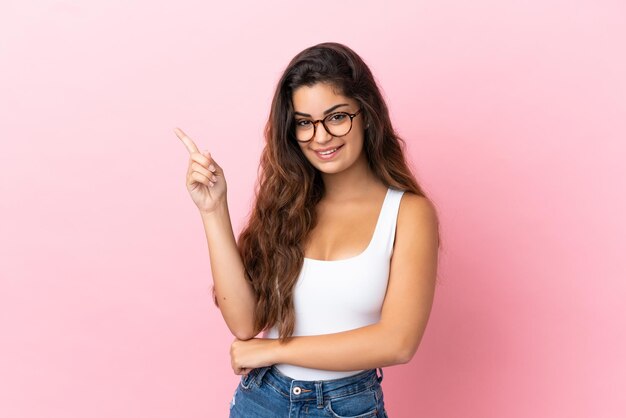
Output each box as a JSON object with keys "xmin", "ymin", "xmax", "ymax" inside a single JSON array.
[{"xmin": 212, "ymin": 42, "xmax": 441, "ymax": 342}]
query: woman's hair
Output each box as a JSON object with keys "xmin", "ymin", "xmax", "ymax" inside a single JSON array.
[{"xmin": 211, "ymin": 41, "xmax": 440, "ymax": 342}]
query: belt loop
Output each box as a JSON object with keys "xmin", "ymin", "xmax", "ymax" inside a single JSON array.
[
  {"xmin": 315, "ymin": 381, "xmax": 324, "ymax": 409},
  {"xmin": 254, "ymin": 366, "xmax": 271, "ymax": 386},
  {"xmin": 376, "ymin": 367, "xmax": 384, "ymax": 383}
]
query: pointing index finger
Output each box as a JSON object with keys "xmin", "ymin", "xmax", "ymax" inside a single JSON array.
[{"xmin": 174, "ymin": 127, "xmax": 200, "ymax": 154}]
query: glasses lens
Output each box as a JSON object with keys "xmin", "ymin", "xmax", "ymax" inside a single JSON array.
[
  {"xmin": 325, "ymin": 112, "xmax": 351, "ymax": 137},
  {"xmin": 294, "ymin": 119, "xmax": 314, "ymax": 142}
]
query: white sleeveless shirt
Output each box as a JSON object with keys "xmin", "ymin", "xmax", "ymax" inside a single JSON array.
[{"xmin": 263, "ymin": 187, "xmax": 405, "ymax": 380}]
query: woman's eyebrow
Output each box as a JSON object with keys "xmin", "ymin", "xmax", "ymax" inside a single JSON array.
[{"xmin": 294, "ymin": 103, "xmax": 349, "ymax": 117}]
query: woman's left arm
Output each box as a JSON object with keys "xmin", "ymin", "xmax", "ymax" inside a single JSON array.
[{"xmin": 230, "ymin": 194, "xmax": 440, "ymax": 372}]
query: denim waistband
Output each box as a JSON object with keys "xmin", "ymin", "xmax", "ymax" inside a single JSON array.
[{"xmin": 248, "ymin": 365, "xmax": 384, "ymax": 407}]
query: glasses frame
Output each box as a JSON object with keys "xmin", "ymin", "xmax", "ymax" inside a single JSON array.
[{"xmin": 293, "ymin": 107, "xmax": 363, "ymax": 143}]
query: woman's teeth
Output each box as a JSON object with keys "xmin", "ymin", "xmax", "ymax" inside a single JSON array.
[{"xmin": 314, "ymin": 144, "xmax": 343, "ymax": 160}]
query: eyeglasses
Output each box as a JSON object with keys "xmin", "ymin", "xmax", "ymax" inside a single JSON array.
[{"xmin": 293, "ymin": 108, "xmax": 363, "ymax": 143}]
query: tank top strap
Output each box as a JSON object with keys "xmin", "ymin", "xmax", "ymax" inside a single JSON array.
[{"xmin": 369, "ymin": 187, "xmax": 405, "ymax": 257}]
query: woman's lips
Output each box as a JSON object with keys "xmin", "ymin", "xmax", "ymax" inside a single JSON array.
[{"xmin": 314, "ymin": 144, "xmax": 344, "ymax": 160}]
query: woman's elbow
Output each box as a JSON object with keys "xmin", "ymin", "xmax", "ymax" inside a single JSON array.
[{"xmin": 231, "ymin": 322, "xmax": 259, "ymax": 340}]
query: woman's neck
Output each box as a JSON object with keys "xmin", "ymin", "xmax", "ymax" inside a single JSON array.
[{"xmin": 320, "ymin": 152, "xmax": 384, "ymax": 202}]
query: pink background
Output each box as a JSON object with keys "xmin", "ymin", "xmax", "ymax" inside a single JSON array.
[{"xmin": 1, "ymin": 1, "xmax": 625, "ymax": 417}]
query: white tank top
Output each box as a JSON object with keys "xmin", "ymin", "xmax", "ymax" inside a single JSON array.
[{"xmin": 263, "ymin": 186, "xmax": 405, "ymax": 380}]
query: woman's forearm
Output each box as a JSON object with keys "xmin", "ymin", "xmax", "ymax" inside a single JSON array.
[
  {"xmin": 200, "ymin": 198, "xmax": 257, "ymax": 340},
  {"xmin": 271, "ymin": 323, "xmax": 407, "ymax": 371}
]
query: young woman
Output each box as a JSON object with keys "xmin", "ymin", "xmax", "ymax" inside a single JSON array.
[{"xmin": 175, "ymin": 42, "xmax": 440, "ymax": 418}]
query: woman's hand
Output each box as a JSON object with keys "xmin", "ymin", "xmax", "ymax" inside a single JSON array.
[
  {"xmin": 230, "ymin": 337, "xmax": 280, "ymax": 376},
  {"xmin": 174, "ymin": 127, "xmax": 227, "ymax": 214}
]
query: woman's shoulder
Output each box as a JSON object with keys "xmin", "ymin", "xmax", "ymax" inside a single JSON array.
[{"xmin": 396, "ymin": 191, "xmax": 439, "ymax": 229}]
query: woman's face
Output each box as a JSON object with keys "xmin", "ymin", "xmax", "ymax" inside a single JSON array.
[{"xmin": 291, "ymin": 82, "xmax": 366, "ymax": 175}]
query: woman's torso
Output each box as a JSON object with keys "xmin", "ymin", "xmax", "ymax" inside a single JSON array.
[{"xmin": 263, "ymin": 186, "xmax": 405, "ymax": 380}]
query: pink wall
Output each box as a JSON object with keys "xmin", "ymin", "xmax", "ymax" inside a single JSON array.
[{"xmin": 1, "ymin": 1, "xmax": 625, "ymax": 417}]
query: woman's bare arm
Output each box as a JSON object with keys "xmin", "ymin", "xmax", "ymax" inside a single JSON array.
[
  {"xmin": 201, "ymin": 199, "xmax": 258, "ymax": 341},
  {"xmin": 174, "ymin": 126, "xmax": 257, "ymax": 341}
]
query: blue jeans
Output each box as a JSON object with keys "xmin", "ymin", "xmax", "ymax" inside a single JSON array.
[{"xmin": 229, "ymin": 365, "xmax": 388, "ymax": 417}]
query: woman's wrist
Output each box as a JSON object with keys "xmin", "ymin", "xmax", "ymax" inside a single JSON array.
[
  {"xmin": 268, "ymin": 338, "xmax": 284, "ymax": 364},
  {"xmin": 199, "ymin": 198, "xmax": 229, "ymax": 221}
]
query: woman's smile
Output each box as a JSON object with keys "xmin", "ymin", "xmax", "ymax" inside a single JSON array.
[{"xmin": 313, "ymin": 144, "xmax": 344, "ymax": 160}]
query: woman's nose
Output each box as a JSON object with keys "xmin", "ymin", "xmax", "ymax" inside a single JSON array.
[{"xmin": 313, "ymin": 121, "xmax": 333, "ymax": 143}]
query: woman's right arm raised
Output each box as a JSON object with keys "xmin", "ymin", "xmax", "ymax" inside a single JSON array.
[{"xmin": 174, "ymin": 127, "xmax": 258, "ymax": 341}]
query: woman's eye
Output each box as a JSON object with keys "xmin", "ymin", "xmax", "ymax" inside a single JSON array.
[
  {"xmin": 328, "ymin": 113, "xmax": 347, "ymax": 121},
  {"xmin": 296, "ymin": 119, "xmax": 311, "ymax": 127}
]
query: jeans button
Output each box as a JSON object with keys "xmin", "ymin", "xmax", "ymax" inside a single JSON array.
[{"xmin": 293, "ymin": 386, "xmax": 302, "ymax": 395}]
